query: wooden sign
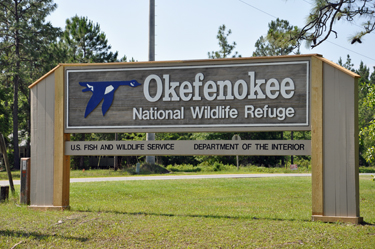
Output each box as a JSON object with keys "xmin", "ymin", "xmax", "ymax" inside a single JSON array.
[
  {"xmin": 66, "ymin": 61, "xmax": 309, "ymax": 132},
  {"xmin": 29, "ymin": 55, "xmax": 363, "ymax": 224}
]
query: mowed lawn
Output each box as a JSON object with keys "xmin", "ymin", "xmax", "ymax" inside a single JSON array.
[{"xmin": 1, "ymin": 176, "xmax": 374, "ymax": 248}]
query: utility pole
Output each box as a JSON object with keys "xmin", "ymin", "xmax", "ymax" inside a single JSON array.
[
  {"xmin": 146, "ymin": 0, "xmax": 156, "ymax": 165},
  {"xmin": 149, "ymin": 0, "xmax": 155, "ymax": 62},
  {"xmin": 291, "ymin": 131, "xmax": 294, "ymax": 165},
  {"xmin": 114, "ymin": 133, "xmax": 119, "ymax": 170}
]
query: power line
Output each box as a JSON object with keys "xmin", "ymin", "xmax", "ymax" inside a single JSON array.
[
  {"xmin": 238, "ymin": 0, "xmax": 375, "ymax": 62},
  {"xmin": 326, "ymin": 40, "xmax": 375, "ymax": 62},
  {"xmin": 238, "ymin": 0, "xmax": 277, "ymax": 19},
  {"xmin": 302, "ymin": 0, "xmax": 313, "ymax": 4}
]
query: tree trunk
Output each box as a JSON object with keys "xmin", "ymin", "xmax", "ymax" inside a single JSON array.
[
  {"xmin": 13, "ymin": 0, "xmax": 20, "ymax": 170},
  {"xmin": 12, "ymin": 78, "xmax": 20, "ymax": 169}
]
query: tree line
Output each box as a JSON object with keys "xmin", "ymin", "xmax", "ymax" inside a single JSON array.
[{"xmin": 1, "ymin": 0, "xmax": 374, "ymax": 170}]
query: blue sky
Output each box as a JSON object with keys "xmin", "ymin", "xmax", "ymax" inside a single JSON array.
[{"xmin": 46, "ymin": 0, "xmax": 375, "ymax": 73}]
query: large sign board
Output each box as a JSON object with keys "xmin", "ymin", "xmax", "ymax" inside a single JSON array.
[{"xmin": 66, "ymin": 61, "xmax": 309, "ymax": 132}]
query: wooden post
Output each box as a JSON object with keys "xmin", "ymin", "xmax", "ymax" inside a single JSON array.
[
  {"xmin": 20, "ymin": 158, "xmax": 31, "ymax": 204},
  {"xmin": 311, "ymin": 56, "xmax": 324, "ymax": 216},
  {"xmin": 0, "ymin": 133, "xmax": 15, "ymax": 194},
  {"xmin": 310, "ymin": 56, "xmax": 363, "ymax": 224},
  {"xmin": 53, "ymin": 65, "xmax": 70, "ymax": 210},
  {"xmin": 0, "ymin": 186, "xmax": 9, "ymax": 202}
]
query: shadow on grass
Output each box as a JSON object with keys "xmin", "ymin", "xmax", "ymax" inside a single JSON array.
[
  {"xmin": 0, "ymin": 229, "xmax": 88, "ymax": 242},
  {"xmin": 360, "ymin": 221, "xmax": 375, "ymax": 227},
  {"xmin": 72, "ymin": 208, "xmax": 311, "ymax": 223},
  {"xmin": 71, "ymin": 209, "xmax": 375, "ymax": 225}
]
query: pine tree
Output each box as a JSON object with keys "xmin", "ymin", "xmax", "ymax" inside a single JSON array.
[
  {"xmin": 59, "ymin": 15, "xmax": 123, "ymax": 169},
  {"xmin": 62, "ymin": 15, "xmax": 118, "ymax": 63},
  {"xmin": 252, "ymin": 18, "xmax": 302, "ymax": 167},
  {"xmin": 208, "ymin": 25, "xmax": 240, "ymax": 59},
  {"xmin": 253, "ymin": 18, "xmax": 300, "ymax": 56},
  {"xmin": 0, "ymin": 86, "xmax": 10, "ymax": 136},
  {"xmin": 0, "ymin": 0, "xmax": 60, "ymax": 169}
]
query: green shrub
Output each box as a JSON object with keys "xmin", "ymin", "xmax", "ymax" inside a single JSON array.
[
  {"xmin": 359, "ymin": 167, "xmax": 375, "ymax": 173},
  {"xmin": 294, "ymin": 157, "xmax": 311, "ymax": 168},
  {"xmin": 166, "ymin": 164, "xmax": 201, "ymax": 172},
  {"xmin": 140, "ymin": 163, "xmax": 169, "ymax": 174}
]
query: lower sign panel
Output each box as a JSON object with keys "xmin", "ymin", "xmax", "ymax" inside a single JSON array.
[{"xmin": 65, "ymin": 140, "xmax": 311, "ymax": 156}]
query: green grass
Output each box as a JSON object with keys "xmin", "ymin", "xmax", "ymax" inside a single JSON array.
[
  {"xmin": 2, "ymin": 165, "xmax": 374, "ymax": 181},
  {"xmin": 1, "ymin": 166, "xmax": 311, "ymax": 180},
  {"xmin": 0, "ymin": 170, "xmax": 20, "ymax": 180},
  {"xmin": 68, "ymin": 166, "xmax": 312, "ymax": 178},
  {"xmin": 0, "ymin": 176, "xmax": 374, "ymax": 248}
]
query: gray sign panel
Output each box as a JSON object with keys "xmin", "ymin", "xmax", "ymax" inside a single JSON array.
[
  {"xmin": 66, "ymin": 61, "xmax": 309, "ymax": 132},
  {"xmin": 65, "ymin": 140, "xmax": 311, "ymax": 156}
]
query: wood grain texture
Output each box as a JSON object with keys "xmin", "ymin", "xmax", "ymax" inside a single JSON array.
[
  {"xmin": 45, "ymin": 74, "xmax": 55, "ymax": 205},
  {"xmin": 311, "ymin": 56, "xmax": 324, "ymax": 216},
  {"xmin": 65, "ymin": 126, "xmax": 310, "ymax": 134},
  {"xmin": 53, "ymin": 65, "xmax": 70, "ymax": 208},
  {"xmin": 66, "ymin": 61, "xmax": 309, "ymax": 132},
  {"xmin": 353, "ymin": 77, "xmax": 360, "ymax": 217}
]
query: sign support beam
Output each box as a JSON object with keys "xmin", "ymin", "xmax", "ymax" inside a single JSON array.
[
  {"xmin": 29, "ymin": 65, "xmax": 71, "ymax": 211},
  {"xmin": 311, "ymin": 56, "xmax": 324, "ymax": 216}
]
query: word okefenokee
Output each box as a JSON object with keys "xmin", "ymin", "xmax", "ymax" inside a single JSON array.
[{"xmin": 143, "ymin": 72, "xmax": 295, "ymax": 102}]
